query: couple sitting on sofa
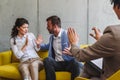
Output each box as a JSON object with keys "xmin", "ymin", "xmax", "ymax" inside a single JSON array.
[{"xmin": 10, "ymin": 16, "xmax": 82, "ymax": 80}]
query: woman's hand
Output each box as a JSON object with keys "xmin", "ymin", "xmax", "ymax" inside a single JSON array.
[{"xmin": 21, "ymin": 36, "xmax": 28, "ymax": 52}]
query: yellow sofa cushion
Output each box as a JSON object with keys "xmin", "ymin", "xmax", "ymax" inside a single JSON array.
[
  {"xmin": 107, "ymin": 70, "xmax": 120, "ymax": 80},
  {"xmin": 0, "ymin": 63, "xmax": 21, "ymax": 79},
  {"xmin": 55, "ymin": 72, "xmax": 71, "ymax": 80},
  {"xmin": 39, "ymin": 69, "xmax": 71, "ymax": 80},
  {"xmin": 11, "ymin": 51, "xmax": 20, "ymax": 63}
]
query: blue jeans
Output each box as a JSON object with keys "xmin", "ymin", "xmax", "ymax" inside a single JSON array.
[{"xmin": 43, "ymin": 57, "xmax": 81, "ymax": 80}]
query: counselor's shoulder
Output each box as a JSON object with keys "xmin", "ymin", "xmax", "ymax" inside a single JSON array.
[
  {"xmin": 104, "ymin": 25, "xmax": 120, "ymax": 39},
  {"xmin": 103, "ymin": 25, "xmax": 120, "ymax": 34}
]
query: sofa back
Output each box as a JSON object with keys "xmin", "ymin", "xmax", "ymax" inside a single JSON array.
[
  {"xmin": 0, "ymin": 44, "xmax": 89, "ymax": 64},
  {"xmin": 11, "ymin": 50, "xmax": 48, "ymax": 63},
  {"xmin": 0, "ymin": 50, "xmax": 48, "ymax": 65},
  {"xmin": 37, "ymin": 50, "xmax": 48, "ymax": 59}
]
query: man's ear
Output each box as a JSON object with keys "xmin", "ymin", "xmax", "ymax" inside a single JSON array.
[{"xmin": 54, "ymin": 24, "xmax": 58, "ymax": 28}]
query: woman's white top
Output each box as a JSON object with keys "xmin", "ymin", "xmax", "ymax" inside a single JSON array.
[{"xmin": 10, "ymin": 33, "xmax": 40, "ymax": 62}]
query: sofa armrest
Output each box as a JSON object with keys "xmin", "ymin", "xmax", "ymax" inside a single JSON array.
[{"xmin": 0, "ymin": 50, "xmax": 12, "ymax": 65}]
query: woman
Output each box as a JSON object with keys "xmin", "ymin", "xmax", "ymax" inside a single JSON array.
[{"xmin": 10, "ymin": 18, "xmax": 43, "ymax": 80}]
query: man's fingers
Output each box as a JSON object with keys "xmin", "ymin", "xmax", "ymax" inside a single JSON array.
[
  {"xmin": 90, "ymin": 33, "xmax": 94, "ymax": 37},
  {"xmin": 90, "ymin": 33, "xmax": 95, "ymax": 39}
]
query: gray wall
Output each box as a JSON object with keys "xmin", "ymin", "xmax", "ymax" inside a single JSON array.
[
  {"xmin": 88, "ymin": 0, "xmax": 119, "ymax": 43},
  {"xmin": 0, "ymin": 0, "xmax": 38, "ymax": 51},
  {"xmin": 0, "ymin": 0, "xmax": 119, "ymax": 51},
  {"xmin": 38, "ymin": 0, "xmax": 88, "ymax": 44}
]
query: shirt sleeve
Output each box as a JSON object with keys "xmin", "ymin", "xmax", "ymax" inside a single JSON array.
[{"xmin": 10, "ymin": 38, "xmax": 24, "ymax": 59}]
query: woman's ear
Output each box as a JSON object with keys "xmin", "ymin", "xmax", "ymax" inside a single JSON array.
[{"xmin": 16, "ymin": 27, "xmax": 19, "ymax": 31}]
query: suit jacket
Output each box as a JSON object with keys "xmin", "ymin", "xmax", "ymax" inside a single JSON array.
[
  {"xmin": 70, "ymin": 25, "xmax": 120, "ymax": 80},
  {"xmin": 40, "ymin": 28, "xmax": 74, "ymax": 61}
]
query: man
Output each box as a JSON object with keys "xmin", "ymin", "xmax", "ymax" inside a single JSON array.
[
  {"xmin": 38, "ymin": 15, "xmax": 81, "ymax": 80},
  {"xmin": 65, "ymin": 0, "xmax": 120, "ymax": 80}
]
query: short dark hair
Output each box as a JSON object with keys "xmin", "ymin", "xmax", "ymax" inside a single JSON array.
[
  {"xmin": 46, "ymin": 15, "xmax": 61, "ymax": 28},
  {"xmin": 111, "ymin": 0, "xmax": 120, "ymax": 8}
]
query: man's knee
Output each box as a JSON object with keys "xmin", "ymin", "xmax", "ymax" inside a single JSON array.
[{"xmin": 44, "ymin": 57, "xmax": 53, "ymax": 63}]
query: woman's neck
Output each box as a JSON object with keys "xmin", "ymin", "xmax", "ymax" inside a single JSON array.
[{"xmin": 18, "ymin": 33, "xmax": 24, "ymax": 38}]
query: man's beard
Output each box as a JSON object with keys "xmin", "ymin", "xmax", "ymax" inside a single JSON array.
[{"xmin": 48, "ymin": 29, "xmax": 54, "ymax": 34}]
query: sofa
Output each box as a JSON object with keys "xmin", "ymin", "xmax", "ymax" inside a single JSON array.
[
  {"xmin": 0, "ymin": 44, "xmax": 90, "ymax": 80},
  {"xmin": 0, "ymin": 50, "xmax": 71, "ymax": 80},
  {"xmin": 2, "ymin": 44, "xmax": 119, "ymax": 80}
]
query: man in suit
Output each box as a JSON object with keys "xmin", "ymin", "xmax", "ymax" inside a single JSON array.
[
  {"xmin": 64, "ymin": 0, "xmax": 120, "ymax": 80},
  {"xmin": 38, "ymin": 15, "xmax": 82, "ymax": 80}
]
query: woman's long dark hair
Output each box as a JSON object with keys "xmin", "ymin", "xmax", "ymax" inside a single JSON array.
[{"xmin": 11, "ymin": 18, "xmax": 29, "ymax": 44}]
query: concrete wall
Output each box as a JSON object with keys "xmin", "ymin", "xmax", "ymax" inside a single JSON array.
[
  {"xmin": 38, "ymin": 0, "xmax": 88, "ymax": 44},
  {"xmin": 0, "ymin": 0, "xmax": 38, "ymax": 51},
  {"xmin": 0, "ymin": 0, "xmax": 119, "ymax": 51},
  {"xmin": 88, "ymin": 0, "xmax": 119, "ymax": 43}
]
